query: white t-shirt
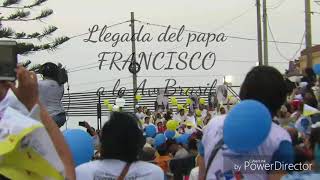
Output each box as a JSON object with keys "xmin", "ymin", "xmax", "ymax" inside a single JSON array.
[
  {"xmin": 0, "ymin": 89, "xmax": 41, "ymax": 120},
  {"xmin": 173, "ymin": 113, "xmax": 187, "ymax": 122},
  {"xmin": 186, "ymin": 115, "xmax": 196, "ymax": 126},
  {"xmin": 76, "ymin": 159, "xmax": 164, "ymax": 180},
  {"xmin": 38, "ymin": 79, "xmax": 65, "ymax": 116},
  {"xmin": 0, "ymin": 106, "xmax": 65, "ymax": 178},
  {"xmin": 202, "ymin": 115, "xmax": 292, "ymax": 180},
  {"xmin": 136, "ymin": 112, "xmax": 145, "ymax": 120},
  {"xmin": 189, "ymin": 167, "xmax": 199, "ymax": 180},
  {"xmin": 0, "ymin": 89, "xmax": 29, "ymax": 115}
]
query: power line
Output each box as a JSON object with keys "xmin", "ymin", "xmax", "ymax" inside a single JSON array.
[
  {"xmin": 68, "ymin": 20, "xmax": 130, "ymax": 39},
  {"xmin": 65, "ymin": 17, "xmax": 290, "ymax": 73},
  {"xmin": 160, "ymin": 5, "xmax": 254, "ymax": 53},
  {"xmin": 212, "ymin": 6, "xmax": 254, "ymax": 31},
  {"xmin": 135, "ymin": 19, "xmax": 318, "ymax": 46},
  {"xmin": 267, "ymin": 0, "xmax": 287, "ymax": 9},
  {"xmin": 68, "ymin": 62, "xmax": 112, "ymax": 73},
  {"xmin": 267, "ymin": 17, "xmax": 305, "ymax": 61},
  {"xmin": 68, "ymin": 62, "xmax": 98, "ymax": 71},
  {"xmin": 68, "ymin": 65, "xmax": 101, "ymax": 73},
  {"xmin": 1, "ymin": 20, "xmax": 130, "ymax": 53}
]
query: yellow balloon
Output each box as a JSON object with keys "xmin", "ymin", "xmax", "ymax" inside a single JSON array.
[
  {"xmin": 186, "ymin": 98, "xmax": 192, "ymax": 105},
  {"xmin": 177, "ymin": 104, "xmax": 183, "ymax": 110},
  {"xmin": 197, "ymin": 117, "xmax": 203, "ymax": 126},
  {"xmin": 172, "ymin": 100, "xmax": 178, "ymax": 106},
  {"xmin": 199, "ymin": 98, "xmax": 205, "ymax": 105},
  {"xmin": 135, "ymin": 94, "xmax": 142, "ymax": 101},
  {"xmin": 171, "ymin": 99, "xmax": 178, "ymax": 105},
  {"xmin": 196, "ymin": 109, "xmax": 202, "ymax": 116},
  {"xmin": 170, "ymin": 97, "xmax": 178, "ymax": 105},
  {"xmin": 166, "ymin": 120, "xmax": 179, "ymax": 131},
  {"xmin": 103, "ymin": 99, "xmax": 109, "ymax": 106}
]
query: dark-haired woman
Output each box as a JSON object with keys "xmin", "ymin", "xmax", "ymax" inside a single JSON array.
[
  {"xmin": 76, "ymin": 112, "xmax": 164, "ymax": 180},
  {"xmin": 38, "ymin": 62, "xmax": 66, "ymax": 127},
  {"xmin": 200, "ymin": 66, "xmax": 294, "ymax": 180}
]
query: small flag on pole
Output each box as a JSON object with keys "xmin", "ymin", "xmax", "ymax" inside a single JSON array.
[{"xmin": 303, "ymin": 104, "xmax": 320, "ymax": 117}]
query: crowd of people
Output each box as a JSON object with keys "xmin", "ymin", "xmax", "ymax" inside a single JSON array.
[{"xmin": 2, "ymin": 63, "xmax": 320, "ymax": 180}]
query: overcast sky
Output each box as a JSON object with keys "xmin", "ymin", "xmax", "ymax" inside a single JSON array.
[{"xmin": 2, "ymin": 0, "xmax": 320, "ymax": 92}]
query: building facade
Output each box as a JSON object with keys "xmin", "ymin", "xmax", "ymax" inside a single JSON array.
[{"xmin": 299, "ymin": 45, "xmax": 320, "ymax": 72}]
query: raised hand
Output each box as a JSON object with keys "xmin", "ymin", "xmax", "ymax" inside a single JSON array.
[{"xmin": 9, "ymin": 66, "xmax": 39, "ymax": 111}]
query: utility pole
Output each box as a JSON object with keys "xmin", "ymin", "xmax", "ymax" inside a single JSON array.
[
  {"xmin": 256, "ymin": 0, "xmax": 263, "ymax": 66},
  {"xmin": 305, "ymin": 0, "xmax": 313, "ymax": 68},
  {"xmin": 262, "ymin": 0, "xmax": 268, "ymax": 66},
  {"xmin": 130, "ymin": 12, "xmax": 138, "ymax": 111}
]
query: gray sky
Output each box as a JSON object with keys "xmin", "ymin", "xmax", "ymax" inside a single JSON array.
[{"xmin": 2, "ymin": 0, "xmax": 320, "ymax": 92}]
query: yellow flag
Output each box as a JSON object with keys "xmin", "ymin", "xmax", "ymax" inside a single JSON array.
[
  {"xmin": 303, "ymin": 104, "xmax": 320, "ymax": 116},
  {"xmin": 0, "ymin": 108, "xmax": 64, "ymax": 180}
]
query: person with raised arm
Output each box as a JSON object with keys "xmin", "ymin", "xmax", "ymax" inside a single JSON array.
[{"xmin": 0, "ymin": 66, "xmax": 75, "ymax": 180}]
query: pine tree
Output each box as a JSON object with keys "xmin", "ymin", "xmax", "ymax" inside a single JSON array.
[{"xmin": 0, "ymin": 0, "xmax": 69, "ymax": 55}]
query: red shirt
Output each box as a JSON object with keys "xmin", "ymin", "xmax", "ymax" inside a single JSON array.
[{"xmin": 157, "ymin": 125, "xmax": 166, "ymax": 133}]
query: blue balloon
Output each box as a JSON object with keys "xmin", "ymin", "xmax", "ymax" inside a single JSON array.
[
  {"xmin": 154, "ymin": 134, "xmax": 166, "ymax": 147},
  {"xmin": 145, "ymin": 125, "xmax": 157, "ymax": 138},
  {"xmin": 313, "ymin": 64, "xmax": 320, "ymax": 75},
  {"xmin": 175, "ymin": 133, "xmax": 191, "ymax": 145},
  {"xmin": 63, "ymin": 129, "xmax": 94, "ymax": 166},
  {"xmin": 164, "ymin": 130, "xmax": 175, "ymax": 139},
  {"xmin": 223, "ymin": 100, "xmax": 272, "ymax": 152}
]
